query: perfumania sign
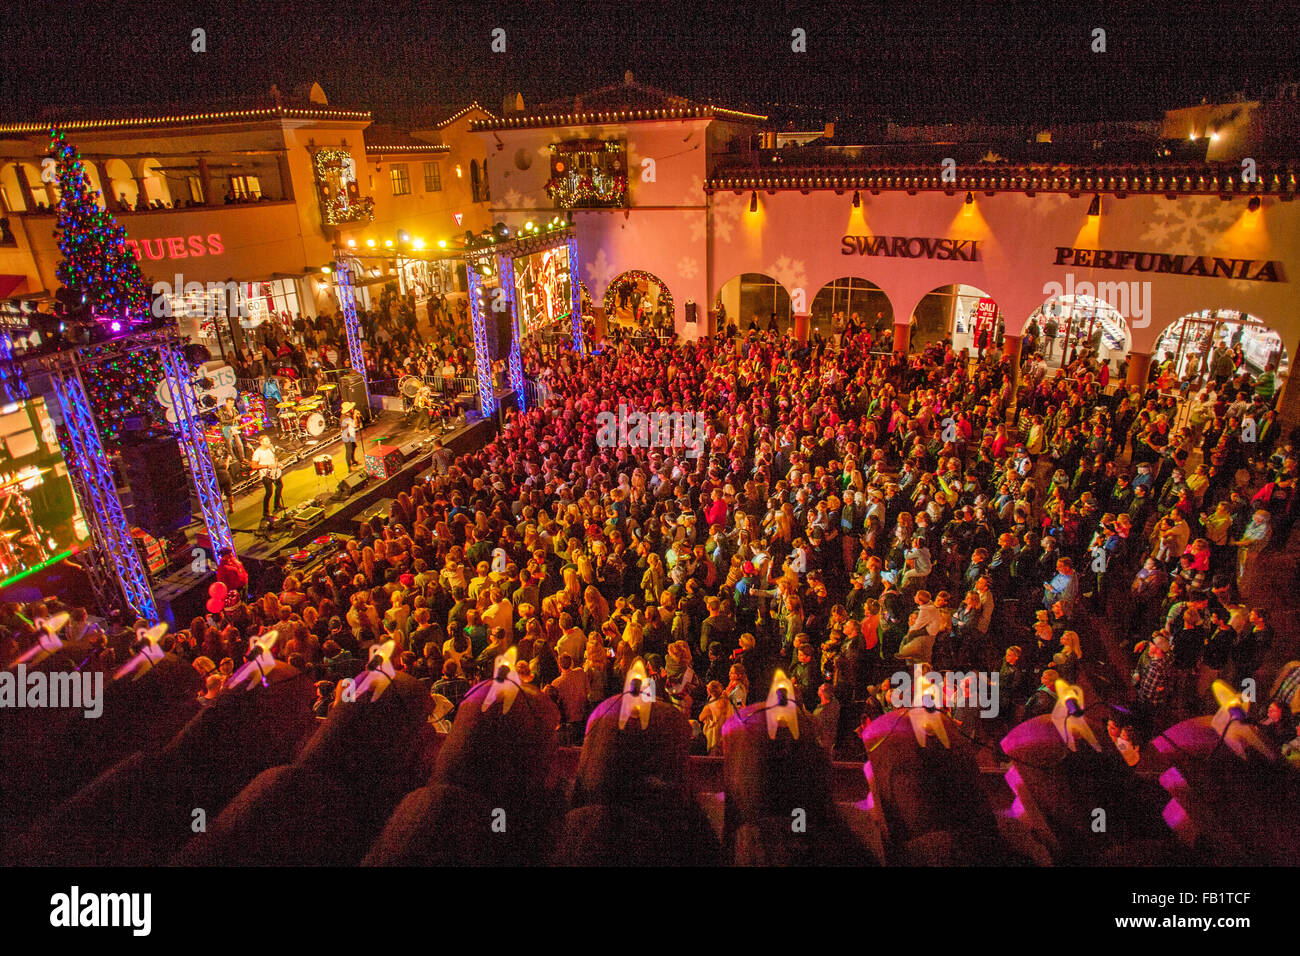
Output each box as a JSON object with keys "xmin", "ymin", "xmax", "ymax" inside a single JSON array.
[
  {"xmin": 1053, "ymin": 246, "xmax": 1283, "ymax": 282},
  {"xmin": 841, "ymin": 235, "xmax": 979, "ymax": 261}
]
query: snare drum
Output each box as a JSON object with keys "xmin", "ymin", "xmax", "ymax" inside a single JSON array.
[{"xmin": 313, "ymin": 454, "xmax": 335, "ymax": 476}]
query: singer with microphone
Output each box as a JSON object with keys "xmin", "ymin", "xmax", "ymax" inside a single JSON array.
[{"xmin": 251, "ymin": 435, "xmax": 284, "ymax": 518}]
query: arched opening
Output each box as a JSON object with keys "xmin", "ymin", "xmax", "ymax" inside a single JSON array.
[
  {"xmin": 910, "ymin": 284, "xmax": 1003, "ymax": 355},
  {"xmin": 1153, "ymin": 310, "xmax": 1289, "ymax": 383},
  {"xmin": 810, "ymin": 276, "xmax": 894, "ymax": 339},
  {"xmin": 1, "ymin": 164, "xmax": 30, "ymax": 212},
  {"xmin": 1023, "ymin": 293, "xmax": 1132, "ymax": 371},
  {"xmin": 714, "ymin": 272, "xmax": 792, "ymax": 333},
  {"xmin": 11, "ymin": 162, "xmax": 51, "ymax": 211},
  {"xmin": 603, "ymin": 269, "xmax": 673, "ymax": 332},
  {"xmin": 137, "ymin": 158, "xmax": 172, "ymax": 208},
  {"xmin": 104, "ymin": 159, "xmax": 138, "ymax": 211}
]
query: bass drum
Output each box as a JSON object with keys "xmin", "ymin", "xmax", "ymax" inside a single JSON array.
[
  {"xmin": 398, "ymin": 375, "xmax": 422, "ymax": 400},
  {"xmin": 304, "ymin": 412, "xmax": 326, "ymax": 437}
]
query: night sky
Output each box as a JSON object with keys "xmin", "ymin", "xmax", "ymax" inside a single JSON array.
[{"xmin": 1, "ymin": 0, "xmax": 1297, "ymax": 126}]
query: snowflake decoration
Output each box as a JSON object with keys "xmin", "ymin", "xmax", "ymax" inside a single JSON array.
[
  {"xmin": 680, "ymin": 174, "xmax": 704, "ymax": 205},
  {"xmin": 768, "ymin": 255, "xmax": 808, "ymax": 297},
  {"xmin": 677, "ymin": 256, "xmax": 699, "ymax": 280},
  {"xmin": 585, "ymin": 247, "xmax": 616, "ymax": 295},
  {"xmin": 1139, "ymin": 196, "xmax": 1238, "ymax": 248},
  {"xmin": 711, "ymin": 192, "xmax": 744, "ymax": 243},
  {"xmin": 501, "ymin": 187, "xmax": 539, "ymax": 211}
]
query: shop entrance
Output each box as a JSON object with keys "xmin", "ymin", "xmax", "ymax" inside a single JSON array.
[
  {"xmin": 810, "ymin": 277, "xmax": 893, "ymax": 340},
  {"xmin": 910, "ymin": 284, "xmax": 1002, "ymax": 355},
  {"xmin": 1153, "ymin": 310, "xmax": 1289, "ymax": 382},
  {"xmin": 714, "ymin": 273, "xmax": 792, "ymax": 334},
  {"xmin": 1024, "ymin": 293, "xmax": 1131, "ymax": 372},
  {"xmin": 604, "ymin": 270, "xmax": 673, "ymax": 334}
]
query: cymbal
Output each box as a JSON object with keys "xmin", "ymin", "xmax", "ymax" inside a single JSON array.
[
  {"xmin": 317, "ymin": 383, "xmax": 338, "ymax": 391},
  {"xmin": 276, "ymin": 401, "xmax": 297, "ymax": 408}
]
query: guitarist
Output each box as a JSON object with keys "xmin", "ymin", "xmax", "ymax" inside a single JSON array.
[{"xmin": 251, "ymin": 434, "xmax": 284, "ymax": 518}]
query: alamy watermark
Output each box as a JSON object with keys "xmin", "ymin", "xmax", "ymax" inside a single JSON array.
[
  {"xmin": 1042, "ymin": 273, "xmax": 1151, "ymax": 328},
  {"xmin": 150, "ymin": 275, "xmax": 247, "ymax": 319},
  {"xmin": 595, "ymin": 404, "xmax": 707, "ymax": 458},
  {"xmin": 0, "ymin": 665, "xmax": 103, "ymax": 718},
  {"xmin": 888, "ymin": 668, "xmax": 1000, "ymax": 718}
]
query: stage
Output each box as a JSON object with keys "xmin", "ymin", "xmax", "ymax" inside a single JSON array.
[{"xmin": 150, "ymin": 407, "xmax": 496, "ymax": 624}]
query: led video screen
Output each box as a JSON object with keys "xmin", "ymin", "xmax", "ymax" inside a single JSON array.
[
  {"xmin": 0, "ymin": 397, "xmax": 92, "ymax": 588},
  {"xmin": 513, "ymin": 245, "xmax": 573, "ymax": 337}
]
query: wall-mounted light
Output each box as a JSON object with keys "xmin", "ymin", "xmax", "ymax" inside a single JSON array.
[
  {"xmin": 346, "ymin": 238, "xmax": 356, "ymax": 248},
  {"xmin": 437, "ymin": 239, "xmax": 447, "ymax": 249},
  {"xmin": 384, "ymin": 239, "xmax": 394, "ymax": 248},
  {"xmin": 852, "ymin": 190, "xmax": 861, "ymax": 208},
  {"xmin": 964, "ymin": 191, "xmax": 974, "ymax": 205},
  {"xmin": 748, "ymin": 190, "xmax": 758, "ymax": 213},
  {"xmin": 320, "ymin": 265, "xmax": 331, "ymax": 274},
  {"xmin": 1087, "ymin": 194, "xmax": 1101, "ymax": 217}
]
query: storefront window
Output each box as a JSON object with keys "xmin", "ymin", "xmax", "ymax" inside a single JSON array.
[
  {"xmin": 810, "ymin": 277, "xmax": 894, "ymax": 337},
  {"xmin": 1154, "ymin": 310, "xmax": 1288, "ymax": 379},
  {"xmin": 1023, "ymin": 293, "xmax": 1130, "ymax": 370}
]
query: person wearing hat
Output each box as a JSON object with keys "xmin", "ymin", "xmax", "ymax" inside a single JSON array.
[{"xmin": 340, "ymin": 402, "xmax": 361, "ymax": 471}]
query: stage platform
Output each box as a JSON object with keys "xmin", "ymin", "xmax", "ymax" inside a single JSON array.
[{"xmin": 151, "ymin": 409, "xmax": 495, "ymax": 624}]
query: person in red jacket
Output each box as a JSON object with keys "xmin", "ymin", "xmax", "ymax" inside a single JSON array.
[{"xmin": 216, "ymin": 551, "xmax": 249, "ymax": 601}]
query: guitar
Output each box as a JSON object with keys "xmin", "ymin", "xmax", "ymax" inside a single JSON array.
[{"xmin": 252, "ymin": 449, "xmax": 283, "ymax": 481}]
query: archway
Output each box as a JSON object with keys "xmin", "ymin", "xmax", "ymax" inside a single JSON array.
[
  {"xmin": 714, "ymin": 272, "xmax": 792, "ymax": 333},
  {"xmin": 1153, "ymin": 310, "xmax": 1288, "ymax": 382},
  {"xmin": 910, "ymin": 284, "xmax": 1003, "ymax": 355},
  {"xmin": 1, "ymin": 164, "xmax": 30, "ymax": 212},
  {"xmin": 603, "ymin": 269, "xmax": 673, "ymax": 331},
  {"xmin": 137, "ymin": 158, "xmax": 172, "ymax": 208},
  {"xmin": 810, "ymin": 276, "xmax": 894, "ymax": 339},
  {"xmin": 1024, "ymin": 292, "xmax": 1131, "ymax": 372},
  {"xmin": 104, "ymin": 159, "xmax": 138, "ymax": 211}
]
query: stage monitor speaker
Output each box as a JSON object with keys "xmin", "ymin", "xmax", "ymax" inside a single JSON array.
[
  {"xmin": 120, "ymin": 436, "xmax": 192, "ymax": 537},
  {"xmin": 339, "ymin": 372, "xmax": 370, "ymax": 421},
  {"xmin": 334, "ymin": 471, "xmax": 368, "ymax": 501},
  {"xmin": 398, "ymin": 439, "xmax": 424, "ymax": 461}
]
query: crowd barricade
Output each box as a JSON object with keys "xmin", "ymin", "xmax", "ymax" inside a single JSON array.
[{"xmin": 523, "ymin": 380, "xmax": 553, "ymax": 408}]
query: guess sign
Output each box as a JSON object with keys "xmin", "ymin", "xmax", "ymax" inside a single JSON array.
[{"xmin": 124, "ymin": 233, "xmax": 225, "ymax": 261}]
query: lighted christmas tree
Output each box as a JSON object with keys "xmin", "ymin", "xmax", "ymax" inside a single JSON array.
[{"xmin": 48, "ymin": 127, "xmax": 151, "ymax": 330}]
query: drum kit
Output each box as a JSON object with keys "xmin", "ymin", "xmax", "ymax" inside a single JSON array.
[
  {"xmin": 277, "ymin": 382, "xmax": 339, "ymax": 442},
  {"xmin": 0, "ymin": 487, "xmax": 51, "ymax": 581}
]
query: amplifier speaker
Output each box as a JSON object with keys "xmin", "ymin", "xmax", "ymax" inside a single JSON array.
[
  {"xmin": 334, "ymin": 471, "xmax": 368, "ymax": 501},
  {"xmin": 339, "ymin": 372, "xmax": 370, "ymax": 421},
  {"xmin": 120, "ymin": 436, "xmax": 192, "ymax": 536}
]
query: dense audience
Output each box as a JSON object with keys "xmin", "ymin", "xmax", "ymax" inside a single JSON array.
[{"xmin": 6, "ymin": 323, "xmax": 1300, "ymax": 769}]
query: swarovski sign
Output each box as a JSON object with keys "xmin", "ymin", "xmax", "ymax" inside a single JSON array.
[{"xmin": 841, "ymin": 235, "xmax": 980, "ymax": 261}]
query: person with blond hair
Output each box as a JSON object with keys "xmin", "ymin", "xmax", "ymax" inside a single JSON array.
[{"xmin": 697, "ymin": 681, "xmax": 733, "ymax": 755}]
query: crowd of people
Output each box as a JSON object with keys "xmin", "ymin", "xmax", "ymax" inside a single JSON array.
[{"xmin": 6, "ymin": 321, "xmax": 1300, "ymax": 772}]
